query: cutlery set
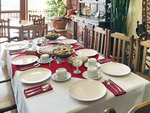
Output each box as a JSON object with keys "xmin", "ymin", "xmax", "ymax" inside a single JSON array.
[
  {"xmin": 103, "ymin": 79, "xmax": 126, "ymax": 96},
  {"xmin": 24, "ymin": 83, "xmax": 53, "ymax": 98},
  {"xmin": 20, "ymin": 62, "xmax": 41, "ymax": 71}
]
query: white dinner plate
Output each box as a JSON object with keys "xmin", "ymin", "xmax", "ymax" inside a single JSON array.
[
  {"xmin": 6, "ymin": 41, "xmax": 29, "ymax": 51},
  {"xmin": 12, "ymin": 55, "xmax": 38, "ymax": 65},
  {"xmin": 69, "ymin": 79, "xmax": 106, "ymax": 101},
  {"xmin": 75, "ymin": 49, "xmax": 98, "ymax": 57},
  {"xmin": 101, "ymin": 62, "xmax": 131, "ymax": 76},
  {"xmin": 17, "ymin": 68, "xmax": 51, "ymax": 84},
  {"xmin": 61, "ymin": 39, "xmax": 77, "ymax": 45}
]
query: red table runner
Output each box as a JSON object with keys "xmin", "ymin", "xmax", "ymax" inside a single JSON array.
[{"xmin": 11, "ymin": 44, "xmax": 99, "ymax": 79}]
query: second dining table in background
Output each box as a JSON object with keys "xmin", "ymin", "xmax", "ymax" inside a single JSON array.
[{"xmin": 10, "ymin": 20, "xmax": 33, "ymax": 41}]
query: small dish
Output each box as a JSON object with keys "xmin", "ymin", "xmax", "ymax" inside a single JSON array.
[
  {"xmin": 37, "ymin": 58, "xmax": 52, "ymax": 64},
  {"xmin": 84, "ymin": 62, "xmax": 101, "ymax": 68},
  {"xmin": 52, "ymin": 72, "xmax": 71, "ymax": 82},
  {"xmin": 82, "ymin": 71, "xmax": 102, "ymax": 80}
]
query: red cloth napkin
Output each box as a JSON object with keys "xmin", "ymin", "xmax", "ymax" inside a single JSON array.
[
  {"xmin": 24, "ymin": 83, "xmax": 53, "ymax": 98},
  {"xmin": 98, "ymin": 58, "xmax": 112, "ymax": 64},
  {"xmin": 102, "ymin": 81, "xmax": 126, "ymax": 96}
]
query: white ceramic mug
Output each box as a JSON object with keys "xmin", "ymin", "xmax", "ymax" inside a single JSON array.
[
  {"xmin": 40, "ymin": 54, "xmax": 49, "ymax": 63},
  {"xmin": 87, "ymin": 67, "xmax": 99, "ymax": 78},
  {"xmin": 87, "ymin": 58, "xmax": 97, "ymax": 67},
  {"xmin": 56, "ymin": 68, "xmax": 67, "ymax": 80}
]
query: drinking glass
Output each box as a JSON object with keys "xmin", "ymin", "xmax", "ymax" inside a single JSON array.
[{"xmin": 73, "ymin": 60, "xmax": 83, "ymax": 74}]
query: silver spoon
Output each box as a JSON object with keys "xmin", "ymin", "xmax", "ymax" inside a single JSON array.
[
  {"xmin": 105, "ymin": 80, "xmax": 118, "ymax": 92},
  {"xmin": 108, "ymin": 79, "xmax": 122, "ymax": 93},
  {"xmin": 26, "ymin": 84, "xmax": 50, "ymax": 96}
]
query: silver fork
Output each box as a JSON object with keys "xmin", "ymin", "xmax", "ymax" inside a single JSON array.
[
  {"xmin": 26, "ymin": 84, "xmax": 50, "ymax": 96},
  {"xmin": 105, "ymin": 80, "xmax": 118, "ymax": 93},
  {"xmin": 108, "ymin": 79, "xmax": 122, "ymax": 93}
]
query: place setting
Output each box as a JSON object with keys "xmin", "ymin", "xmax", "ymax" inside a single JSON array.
[{"xmin": 6, "ymin": 41, "xmax": 29, "ymax": 55}]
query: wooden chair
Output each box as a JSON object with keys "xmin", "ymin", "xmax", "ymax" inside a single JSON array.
[
  {"xmin": 33, "ymin": 17, "xmax": 48, "ymax": 36},
  {"xmin": 134, "ymin": 37, "xmax": 150, "ymax": 80},
  {"xmin": 85, "ymin": 24, "xmax": 94, "ymax": 48},
  {"xmin": 0, "ymin": 65, "xmax": 10, "ymax": 83},
  {"xmin": 20, "ymin": 24, "xmax": 47, "ymax": 40},
  {"xmin": 29, "ymin": 14, "xmax": 42, "ymax": 21},
  {"xmin": 77, "ymin": 21, "xmax": 86, "ymax": 46},
  {"xmin": 0, "ymin": 81, "xmax": 16, "ymax": 113},
  {"xmin": 92, "ymin": 27, "xmax": 110, "ymax": 57},
  {"xmin": 33, "ymin": 17, "xmax": 45, "ymax": 26},
  {"xmin": 107, "ymin": 32, "xmax": 134, "ymax": 68},
  {"xmin": 0, "ymin": 19, "xmax": 11, "ymax": 43},
  {"xmin": 103, "ymin": 108, "xmax": 116, "ymax": 113},
  {"xmin": 128, "ymin": 101, "xmax": 150, "ymax": 113}
]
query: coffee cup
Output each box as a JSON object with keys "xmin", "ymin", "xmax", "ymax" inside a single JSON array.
[
  {"xmin": 87, "ymin": 58, "xmax": 97, "ymax": 68},
  {"xmin": 87, "ymin": 67, "xmax": 99, "ymax": 78},
  {"xmin": 56, "ymin": 68, "xmax": 67, "ymax": 80},
  {"xmin": 40, "ymin": 54, "xmax": 49, "ymax": 63}
]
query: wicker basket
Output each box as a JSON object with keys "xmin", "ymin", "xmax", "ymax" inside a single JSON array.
[{"xmin": 53, "ymin": 20, "xmax": 67, "ymax": 29}]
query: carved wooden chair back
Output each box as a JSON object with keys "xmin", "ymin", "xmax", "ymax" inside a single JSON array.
[
  {"xmin": 29, "ymin": 14, "xmax": 42, "ymax": 21},
  {"xmin": 77, "ymin": 21, "xmax": 86, "ymax": 46},
  {"xmin": 85, "ymin": 24, "xmax": 94, "ymax": 48},
  {"xmin": 107, "ymin": 32, "xmax": 134, "ymax": 67},
  {"xmin": 0, "ymin": 19, "xmax": 10, "ymax": 43},
  {"xmin": 128, "ymin": 101, "xmax": 150, "ymax": 113},
  {"xmin": 33, "ymin": 17, "xmax": 48, "ymax": 36},
  {"xmin": 134, "ymin": 37, "xmax": 150, "ymax": 80},
  {"xmin": 20, "ymin": 25, "xmax": 47, "ymax": 39},
  {"xmin": 33, "ymin": 17, "xmax": 45, "ymax": 26},
  {"xmin": 93, "ymin": 27, "xmax": 109, "ymax": 57}
]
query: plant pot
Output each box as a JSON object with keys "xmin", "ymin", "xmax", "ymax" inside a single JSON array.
[{"xmin": 52, "ymin": 19, "xmax": 67, "ymax": 29}]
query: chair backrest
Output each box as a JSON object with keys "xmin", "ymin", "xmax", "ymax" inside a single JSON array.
[
  {"xmin": 77, "ymin": 21, "xmax": 86, "ymax": 46},
  {"xmin": 33, "ymin": 17, "xmax": 48, "ymax": 36},
  {"xmin": 29, "ymin": 14, "xmax": 42, "ymax": 21},
  {"xmin": 128, "ymin": 101, "xmax": 150, "ymax": 113},
  {"xmin": 85, "ymin": 24, "xmax": 94, "ymax": 49},
  {"xmin": 20, "ymin": 25, "xmax": 47, "ymax": 39},
  {"xmin": 33, "ymin": 17, "xmax": 45, "ymax": 26},
  {"xmin": 93, "ymin": 27, "xmax": 110, "ymax": 57},
  {"xmin": 134, "ymin": 37, "xmax": 150, "ymax": 79},
  {"xmin": 0, "ymin": 19, "xmax": 10, "ymax": 42},
  {"xmin": 108, "ymin": 32, "xmax": 134, "ymax": 67},
  {"xmin": 103, "ymin": 108, "xmax": 116, "ymax": 113}
]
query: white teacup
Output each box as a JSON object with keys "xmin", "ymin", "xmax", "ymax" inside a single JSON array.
[
  {"xmin": 87, "ymin": 58, "xmax": 97, "ymax": 67},
  {"xmin": 40, "ymin": 54, "xmax": 49, "ymax": 63},
  {"xmin": 87, "ymin": 67, "xmax": 99, "ymax": 78},
  {"xmin": 56, "ymin": 68, "xmax": 67, "ymax": 80}
]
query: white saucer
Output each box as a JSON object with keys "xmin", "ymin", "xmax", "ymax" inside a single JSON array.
[
  {"xmin": 37, "ymin": 58, "xmax": 52, "ymax": 64},
  {"xmin": 52, "ymin": 72, "xmax": 71, "ymax": 82},
  {"xmin": 82, "ymin": 71, "xmax": 102, "ymax": 80},
  {"xmin": 84, "ymin": 62, "xmax": 101, "ymax": 68}
]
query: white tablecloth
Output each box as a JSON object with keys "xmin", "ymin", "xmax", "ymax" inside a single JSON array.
[{"xmin": 2, "ymin": 41, "xmax": 150, "ymax": 113}]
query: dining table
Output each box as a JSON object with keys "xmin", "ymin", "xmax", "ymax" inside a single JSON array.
[
  {"xmin": 10, "ymin": 20, "xmax": 33, "ymax": 41},
  {"xmin": 2, "ymin": 38, "xmax": 150, "ymax": 113}
]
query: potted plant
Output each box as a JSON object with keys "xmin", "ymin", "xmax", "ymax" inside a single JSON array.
[{"xmin": 46, "ymin": 0, "xmax": 67, "ymax": 29}]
